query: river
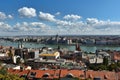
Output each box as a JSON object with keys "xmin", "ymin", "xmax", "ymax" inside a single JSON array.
[{"xmin": 0, "ymin": 40, "xmax": 120, "ymax": 53}]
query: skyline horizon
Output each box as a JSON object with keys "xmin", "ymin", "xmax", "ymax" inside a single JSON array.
[{"xmin": 1, "ymin": 34, "xmax": 120, "ymax": 37}]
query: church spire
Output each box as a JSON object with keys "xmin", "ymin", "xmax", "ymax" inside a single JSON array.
[{"xmin": 75, "ymin": 43, "xmax": 81, "ymax": 51}]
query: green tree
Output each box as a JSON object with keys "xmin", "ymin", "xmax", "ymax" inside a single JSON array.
[
  {"xmin": 16, "ymin": 57, "xmax": 21, "ymax": 65},
  {"xmin": 98, "ymin": 65, "xmax": 107, "ymax": 70},
  {"xmin": 4, "ymin": 74, "xmax": 25, "ymax": 80},
  {"xmin": 0, "ymin": 74, "xmax": 4, "ymax": 79},
  {"xmin": 0, "ymin": 67, "xmax": 25, "ymax": 80},
  {"xmin": 8, "ymin": 49, "xmax": 13, "ymax": 58},
  {"xmin": 103, "ymin": 57, "xmax": 108, "ymax": 66},
  {"xmin": 117, "ymin": 62, "xmax": 120, "ymax": 67},
  {"xmin": 108, "ymin": 63, "xmax": 118, "ymax": 71},
  {"xmin": 0, "ymin": 67, "xmax": 7, "ymax": 75},
  {"xmin": 8, "ymin": 49, "xmax": 14, "ymax": 63}
]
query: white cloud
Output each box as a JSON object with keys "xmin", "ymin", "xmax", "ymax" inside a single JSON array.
[
  {"xmin": 30, "ymin": 22, "xmax": 49, "ymax": 28},
  {"xmin": 1, "ymin": 10, "xmax": 120, "ymax": 35},
  {"xmin": 39, "ymin": 12, "xmax": 56, "ymax": 22},
  {"xmin": 18, "ymin": 7, "xmax": 36, "ymax": 18},
  {"xmin": 0, "ymin": 22, "xmax": 11, "ymax": 31},
  {"xmin": 12, "ymin": 22, "xmax": 52, "ymax": 35},
  {"xmin": 2, "ymin": 19, "xmax": 120, "ymax": 35},
  {"xmin": 8, "ymin": 15, "xmax": 13, "ymax": 19},
  {"xmin": 13, "ymin": 22, "xmax": 34, "ymax": 32},
  {"xmin": 63, "ymin": 14, "xmax": 81, "ymax": 21},
  {"xmin": 56, "ymin": 20, "xmax": 84, "ymax": 27},
  {"xmin": 0, "ymin": 12, "xmax": 7, "ymax": 20},
  {"xmin": 0, "ymin": 12, "xmax": 13, "ymax": 20},
  {"xmin": 86, "ymin": 18, "xmax": 99, "ymax": 25},
  {"xmin": 54, "ymin": 17, "xmax": 120, "ymax": 35},
  {"xmin": 55, "ymin": 12, "xmax": 60, "ymax": 15}
]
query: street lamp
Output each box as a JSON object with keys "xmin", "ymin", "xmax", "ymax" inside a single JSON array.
[
  {"xmin": 84, "ymin": 65, "xmax": 87, "ymax": 79},
  {"xmin": 59, "ymin": 63, "xmax": 61, "ymax": 80}
]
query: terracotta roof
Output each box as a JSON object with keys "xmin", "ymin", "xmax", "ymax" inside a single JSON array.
[
  {"xmin": 113, "ymin": 52, "xmax": 120, "ymax": 60},
  {"xmin": 60, "ymin": 69, "xmax": 84, "ymax": 78},
  {"xmin": 53, "ymin": 69, "xmax": 60, "ymax": 79},
  {"xmin": 7, "ymin": 69, "xmax": 118, "ymax": 80},
  {"xmin": 86, "ymin": 70, "xmax": 116, "ymax": 80},
  {"xmin": 28, "ymin": 70, "xmax": 55, "ymax": 79},
  {"xmin": 28, "ymin": 69, "xmax": 84, "ymax": 79},
  {"xmin": 117, "ymin": 72, "xmax": 120, "ymax": 80},
  {"xmin": 8, "ymin": 69, "xmax": 30, "ymax": 76}
]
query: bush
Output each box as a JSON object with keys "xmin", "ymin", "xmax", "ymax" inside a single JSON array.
[{"xmin": 108, "ymin": 63, "xmax": 118, "ymax": 71}]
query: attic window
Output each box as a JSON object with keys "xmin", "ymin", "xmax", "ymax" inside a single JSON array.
[
  {"xmin": 30, "ymin": 72, "xmax": 36, "ymax": 77},
  {"xmin": 51, "ymin": 74, "xmax": 54, "ymax": 77},
  {"xmin": 89, "ymin": 74, "xmax": 93, "ymax": 78},
  {"xmin": 56, "ymin": 73, "xmax": 59, "ymax": 76},
  {"xmin": 42, "ymin": 73, "xmax": 50, "ymax": 77},
  {"xmin": 104, "ymin": 75, "xmax": 109, "ymax": 79},
  {"xmin": 80, "ymin": 74, "xmax": 84, "ymax": 77},
  {"xmin": 66, "ymin": 73, "xmax": 74, "ymax": 78},
  {"xmin": 20, "ymin": 74, "xmax": 27, "ymax": 78}
]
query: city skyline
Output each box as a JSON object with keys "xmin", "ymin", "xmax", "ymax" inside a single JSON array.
[{"xmin": 0, "ymin": 0, "xmax": 120, "ymax": 36}]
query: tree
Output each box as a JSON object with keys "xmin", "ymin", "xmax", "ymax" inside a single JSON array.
[
  {"xmin": 4, "ymin": 74, "xmax": 25, "ymax": 80},
  {"xmin": 8, "ymin": 49, "xmax": 13, "ymax": 58},
  {"xmin": 0, "ymin": 66, "xmax": 25, "ymax": 80},
  {"xmin": 8, "ymin": 49, "xmax": 14, "ymax": 63},
  {"xmin": 117, "ymin": 62, "xmax": 120, "ymax": 67},
  {"xmin": 98, "ymin": 65, "xmax": 107, "ymax": 70},
  {"xmin": 108, "ymin": 63, "xmax": 118, "ymax": 71},
  {"xmin": 0, "ymin": 67, "xmax": 7, "ymax": 75},
  {"xmin": 0, "ymin": 74, "xmax": 4, "ymax": 79},
  {"xmin": 103, "ymin": 57, "xmax": 108, "ymax": 66},
  {"xmin": 16, "ymin": 57, "xmax": 21, "ymax": 65}
]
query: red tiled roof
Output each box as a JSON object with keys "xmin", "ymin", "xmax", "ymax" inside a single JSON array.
[
  {"xmin": 60, "ymin": 69, "xmax": 84, "ymax": 78},
  {"xmin": 117, "ymin": 72, "xmax": 120, "ymax": 80},
  {"xmin": 7, "ymin": 69, "xmax": 118, "ymax": 80},
  {"xmin": 113, "ymin": 52, "xmax": 120, "ymax": 60},
  {"xmin": 53, "ymin": 69, "xmax": 60, "ymax": 79},
  {"xmin": 8, "ymin": 69, "xmax": 30, "ymax": 76},
  {"xmin": 28, "ymin": 70, "xmax": 55, "ymax": 79},
  {"xmin": 86, "ymin": 70, "xmax": 116, "ymax": 80},
  {"xmin": 28, "ymin": 69, "xmax": 84, "ymax": 79}
]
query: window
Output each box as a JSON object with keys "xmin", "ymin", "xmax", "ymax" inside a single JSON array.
[
  {"xmin": 66, "ymin": 73, "xmax": 74, "ymax": 78},
  {"xmin": 30, "ymin": 72, "xmax": 36, "ymax": 77},
  {"xmin": 42, "ymin": 73, "xmax": 50, "ymax": 78}
]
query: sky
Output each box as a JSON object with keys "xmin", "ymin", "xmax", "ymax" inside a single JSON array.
[{"xmin": 0, "ymin": 0, "xmax": 120, "ymax": 36}]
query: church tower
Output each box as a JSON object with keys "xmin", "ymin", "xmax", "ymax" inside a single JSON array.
[{"xmin": 75, "ymin": 43, "xmax": 81, "ymax": 51}]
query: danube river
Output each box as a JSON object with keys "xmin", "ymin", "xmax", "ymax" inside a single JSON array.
[{"xmin": 1, "ymin": 40, "xmax": 120, "ymax": 53}]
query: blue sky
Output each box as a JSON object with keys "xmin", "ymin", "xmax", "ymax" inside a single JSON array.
[{"xmin": 0, "ymin": 0, "xmax": 120, "ymax": 36}]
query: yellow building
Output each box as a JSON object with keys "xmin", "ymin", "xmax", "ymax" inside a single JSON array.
[{"xmin": 39, "ymin": 50, "xmax": 60, "ymax": 59}]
